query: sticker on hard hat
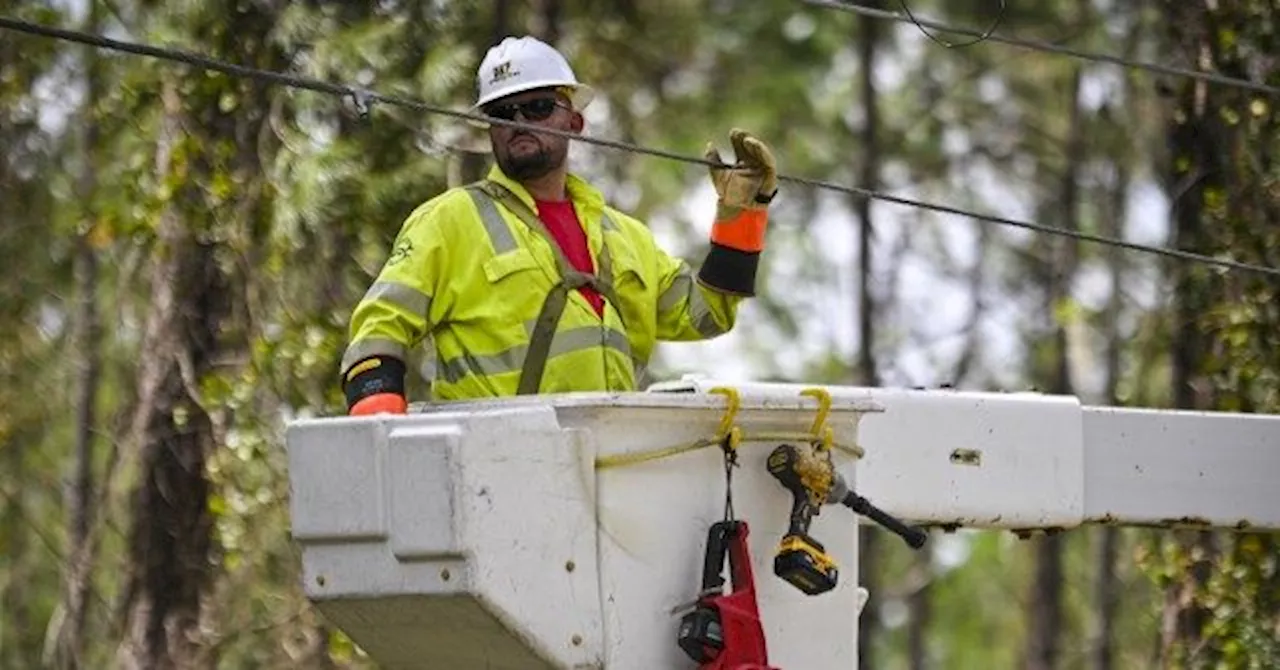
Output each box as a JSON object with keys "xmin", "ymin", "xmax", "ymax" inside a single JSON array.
[{"xmin": 490, "ymin": 61, "xmax": 520, "ymax": 85}]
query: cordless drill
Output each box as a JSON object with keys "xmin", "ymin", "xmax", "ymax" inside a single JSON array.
[
  {"xmin": 767, "ymin": 443, "xmax": 930, "ymax": 596},
  {"xmin": 765, "ymin": 443, "xmax": 841, "ymax": 596}
]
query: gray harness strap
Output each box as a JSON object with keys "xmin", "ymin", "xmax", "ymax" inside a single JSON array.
[{"xmin": 469, "ymin": 181, "xmax": 626, "ymax": 395}]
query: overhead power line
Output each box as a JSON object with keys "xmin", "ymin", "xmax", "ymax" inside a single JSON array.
[
  {"xmin": 897, "ymin": 0, "xmax": 1007, "ymax": 49},
  {"xmin": 804, "ymin": 0, "xmax": 1280, "ymax": 98},
  {"xmin": 1, "ymin": 16, "xmax": 1278, "ymax": 279}
]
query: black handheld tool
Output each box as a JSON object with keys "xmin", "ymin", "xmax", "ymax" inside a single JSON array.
[
  {"xmin": 766, "ymin": 443, "xmax": 929, "ymax": 595},
  {"xmin": 826, "ymin": 472, "xmax": 928, "ymax": 549},
  {"xmin": 766, "ymin": 444, "xmax": 841, "ymax": 596},
  {"xmin": 676, "ymin": 520, "xmax": 777, "ymax": 668}
]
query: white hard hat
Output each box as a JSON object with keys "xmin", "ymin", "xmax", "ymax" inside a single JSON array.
[{"xmin": 473, "ymin": 36, "xmax": 595, "ymax": 112}]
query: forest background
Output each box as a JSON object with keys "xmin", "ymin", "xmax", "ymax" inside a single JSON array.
[{"xmin": 1, "ymin": 0, "xmax": 1277, "ymax": 668}]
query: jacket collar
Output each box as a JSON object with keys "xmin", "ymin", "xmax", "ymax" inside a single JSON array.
[{"xmin": 485, "ymin": 165, "xmax": 606, "ymax": 214}]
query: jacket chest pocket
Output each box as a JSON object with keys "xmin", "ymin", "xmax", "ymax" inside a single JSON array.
[
  {"xmin": 607, "ymin": 236, "xmax": 649, "ymax": 294},
  {"xmin": 484, "ymin": 248, "xmax": 542, "ymax": 283},
  {"xmin": 607, "ymin": 243, "xmax": 654, "ymax": 335},
  {"xmin": 475, "ymin": 249, "xmax": 545, "ymax": 322}
]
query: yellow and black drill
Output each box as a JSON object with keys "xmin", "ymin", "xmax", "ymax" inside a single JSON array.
[
  {"xmin": 765, "ymin": 443, "xmax": 841, "ymax": 596},
  {"xmin": 767, "ymin": 442, "xmax": 929, "ymax": 596}
]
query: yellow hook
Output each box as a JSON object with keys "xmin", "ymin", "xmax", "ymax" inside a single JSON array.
[
  {"xmin": 709, "ymin": 386, "xmax": 742, "ymax": 452},
  {"xmin": 800, "ymin": 387, "xmax": 833, "ymax": 447}
]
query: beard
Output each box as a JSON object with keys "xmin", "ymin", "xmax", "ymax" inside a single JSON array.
[{"xmin": 495, "ymin": 134, "xmax": 567, "ymax": 181}]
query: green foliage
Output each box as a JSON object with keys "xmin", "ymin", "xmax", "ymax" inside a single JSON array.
[
  {"xmin": 1146, "ymin": 3, "xmax": 1280, "ymax": 667},
  {"xmin": 0, "ymin": 0, "xmax": 1276, "ymax": 667}
]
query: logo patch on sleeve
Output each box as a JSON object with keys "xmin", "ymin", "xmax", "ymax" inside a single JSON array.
[{"xmin": 387, "ymin": 239, "xmax": 414, "ymax": 266}]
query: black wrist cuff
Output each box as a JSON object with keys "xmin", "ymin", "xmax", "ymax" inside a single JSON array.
[
  {"xmin": 697, "ymin": 243, "xmax": 761, "ymax": 297},
  {"xmin": 343, "ymin": 356, "xmax": 407, "ymax": 410}
]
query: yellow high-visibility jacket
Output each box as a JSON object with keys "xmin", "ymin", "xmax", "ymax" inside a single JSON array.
[{"xmin": 342, "ymin": 166, "xmax": 746, "ymax": 401}]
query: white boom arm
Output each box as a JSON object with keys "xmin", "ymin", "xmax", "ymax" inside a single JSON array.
[{"xmin": 650, "ymin": 379, "xmax": 1280, "ymax": 532}]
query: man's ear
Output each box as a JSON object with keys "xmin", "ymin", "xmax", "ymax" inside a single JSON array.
[{"xmin": 569, "ymin": 111, "xmax": 585, "ymax": 133}]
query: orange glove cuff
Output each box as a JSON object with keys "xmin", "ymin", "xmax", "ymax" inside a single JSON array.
[
  {"xmin": 349, "ymin": 392, "xmax": 408, "ymax": 416},
  {"xmin": 709, "ymin": 208, "xmax": 768, "ymax": 253}
]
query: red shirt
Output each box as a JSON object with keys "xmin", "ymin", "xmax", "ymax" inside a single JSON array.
[{"xmin": 534, "ymin": 199, "xmax": 604, "ymax": 317}]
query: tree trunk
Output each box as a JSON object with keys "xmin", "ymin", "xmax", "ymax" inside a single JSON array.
[
  {"xmin": 907, "ymin": 569, "xmax": 932, "ymax": 670},
  {"xmin": 854, "ymin": 5, "xmax": 884, "ymax": 669},
  {"xmin": 1160, "ymin": 4, "xmax": 1221, "ymax": 665},
  {"xmin": 2, "ymin": 440, "xmax": 32, "ymax": 669},
  {"xmin": 1025, "ymin": 537, "xmax": 1065, "ymax": 670},
  {"xmin": 116, "ymin": 4, "xmax": 282, "ymax": 666},
  {"xmin": 301, "ymin": 624, "xmax": 337, "ymax": 670},
  {"xmin": 1091, "ymin": 527, "xmax": 1120, "ymax": 670},
  {"xmin": 1091, "ymin": 126, "xmax": 1130, "ymax": 670},
  {"xmin": 492, "ymin": 0, "xmax": 512, "ymax": 45},
  {"xmin": 116, "ymin": 79, "xmax": 222, "ymax": 670},
  {"xmin": 450, "ymin": 0, "xmax": 505, "ymax": 188},
  {"xmin": 530, "ymin": 0, "xmax": 562, "ymax": 45},
  {"xmin": 950, "ymin": 222, "xmax": 990, "ymax": 387},
  {"xmin": 1161, "ymin": 532, "xmax": 1217, "ymax": 667},
  {"xmin": 448, "ymin": 151, "xmax": 490, "ymax": 188},
  {"xmin": 855, "ymin": 5, "xmax": 880, "ymax": 390},
  {"xmin": 56, "ymin": 5, "xmax": 104, "ymax": 666},
  {"xmin": 1157, "ymin": 1, "xmax": 1280, "ymax": 663},
  {"xmin": 1024, "ymin": 55, "xmax": 1085, "ymax": 670}
]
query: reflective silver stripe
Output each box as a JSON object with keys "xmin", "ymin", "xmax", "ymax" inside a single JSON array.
[
  {"xmin": 602, "ymin": 327, "xmax": 632, "ymax": 360},
  {"xmin": 437, "ymin": 326, "xmax": 631, "ymax": 384},
  {"xmin": 438, "ymin": 348, "xmax": 504, "ymax": 384},
  {"xmin": 467, "ymin": 187, "xmax": 517, "ymax": 254},
  {"xmin": 436, "ymin": 353, "xmax": 465, "ymax": 386},
  {"xmin": 657, "ymin": 269, "xmax": 726, "ymax": 336},
  {"xmin": 690, "ymin": 288, "xmax": 728, "ymax": 337},
  {"xmin": 341, "ymin": 337, "xmax": 408, "ymax": 373},
  {"xmin": 363, "ymin": 281, "xmax": 431, "ymax": 317},
  {"xmin": 444, "ymin": 348, "xmax": 520, "ymax": 384},
  {"xmin": 658, "ymin": 271, "xmax": 694, "ymax": 314},
  {"xmin": 695, "ymin": 311, "xmax": 727, "ymax": 337}
]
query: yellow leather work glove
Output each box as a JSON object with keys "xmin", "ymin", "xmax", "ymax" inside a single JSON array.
[{"xmin": 704, "ymin": 129, "xmax": 778, "ymax": 253}]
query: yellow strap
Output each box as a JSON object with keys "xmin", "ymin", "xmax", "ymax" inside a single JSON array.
[
  {"xmin": 594, "ymin": 436, "xmax": 721, "ymax": 470},
  {"xmin": 593, "ymin": 385, "xmax": 865, "ymax": 470},
  {"xmin": 594, "ymin": 431, "xmax": 864, "ymax": 470}
]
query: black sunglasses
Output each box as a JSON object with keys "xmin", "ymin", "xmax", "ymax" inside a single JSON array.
[{"xmin": 484, "ymin": 97, "xmax": 569, "ymax": 122}]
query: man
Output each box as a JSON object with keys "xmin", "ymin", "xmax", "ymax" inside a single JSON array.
[{"xmin": 340, "ymin": 35, "xmax": 778, "ymax": 415}]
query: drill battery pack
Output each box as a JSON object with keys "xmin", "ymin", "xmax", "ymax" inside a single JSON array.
[{"xmin": 773, "ymin": 533, "xmax": 839, "ymax": 596}]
